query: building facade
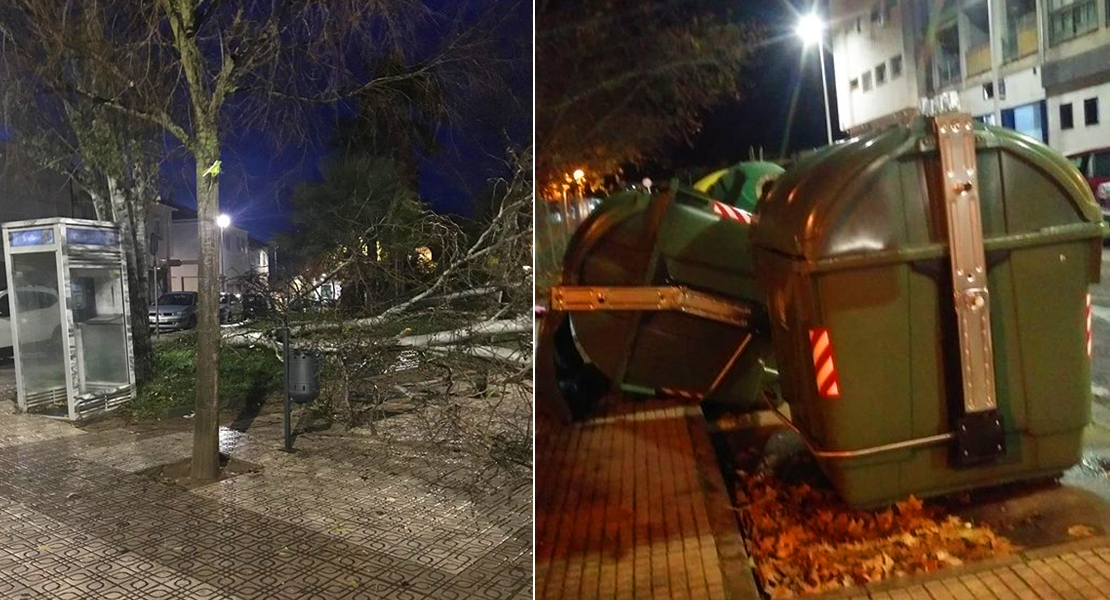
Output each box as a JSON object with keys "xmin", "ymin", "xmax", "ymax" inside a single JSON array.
[
  {"xmin": 830, "ymin": 0, "xmax": 1110, "ymax": 159},
  {"xmin": 167, "ymin": 217, "xmax": 268, "ymax": 295}
]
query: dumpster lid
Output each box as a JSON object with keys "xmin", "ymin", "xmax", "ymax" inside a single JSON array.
[{"xmin": 750, "ymin": 116, "xmax": 1102, "ymax": 262}]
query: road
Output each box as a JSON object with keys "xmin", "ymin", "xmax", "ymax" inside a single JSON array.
[{"xmin": 1062, "ymin": 247, "xmax": 1110, "ymax": 501}]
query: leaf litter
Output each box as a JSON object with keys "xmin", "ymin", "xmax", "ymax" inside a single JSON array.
[{"xmin": 736, "ymin": 469, "xmax": 1016, "ymax": 598}]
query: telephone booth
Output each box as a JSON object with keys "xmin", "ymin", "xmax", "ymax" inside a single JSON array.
[{"xmin": 2, "ymin": 218, "xmax": 135, "ymax": 420}]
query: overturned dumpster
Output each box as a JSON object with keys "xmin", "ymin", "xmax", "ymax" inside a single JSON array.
[
  {"xmin": 550, "ymin": 114, "xmax": 1104, "ymax": 507},
  {"xmin": 553, "ymin": 161, "xmax": 784, "ymax": 412}
]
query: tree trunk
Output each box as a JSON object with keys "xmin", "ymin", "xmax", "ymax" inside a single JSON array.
[
  {"xmin": 107, "ymin": 176, "xmax": 155, "ymax": 384},
  {"xmin": 192, "ymin": 137, "xmax": 222, "ymax": 483}
]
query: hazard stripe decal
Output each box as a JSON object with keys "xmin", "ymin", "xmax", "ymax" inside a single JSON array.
[
  {"xmin": 809, "ymin": 327, "xmax": 840, "ymax": 399},
  {"xmin": 711, "ymin": 200, "xmax": 755, "ymax": 225},
  {"xmin": 659, "ymin": 387, "xmax": 705, "ymax": 402},
  {"xmin": 1087, "ymin": 293, "xmax": 1093, "ymax": 359}
]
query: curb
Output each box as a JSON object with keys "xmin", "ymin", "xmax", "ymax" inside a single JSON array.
[{"xmin": 687, "ymin": 407, "xmax": 764, "ymax": 600}]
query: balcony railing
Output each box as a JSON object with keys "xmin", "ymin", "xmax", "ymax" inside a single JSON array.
[
  {"xmin": 965, "ymin": 43, "xmax": 991, "ymax": 76},
  {"xmin": 1003, "ymin": 14, "xmax": 1039, "ymax": 62}
]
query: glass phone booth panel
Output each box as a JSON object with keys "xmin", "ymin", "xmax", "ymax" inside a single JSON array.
[
  {"xmin": 9, "ymin": 250, "xmax": 66, "ymax": 405},
  {"xmin": 2, "ymin": 219, "xmax": 135, "ymax": 420},
  {"xmin": 71, "ymin": 267, "xmax": 130, "ymax": 391}
]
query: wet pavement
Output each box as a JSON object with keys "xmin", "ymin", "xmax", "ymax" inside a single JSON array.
[{"xmin": 0, "ymin": 367, "xmax": 532, "ymax": 600}]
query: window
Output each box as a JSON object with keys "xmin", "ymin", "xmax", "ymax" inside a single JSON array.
[
  {"xmin": 1061, "ymin": 102, "xmax": 1075, "ymax": 129},
  {"xmin": 1001, "ymin": 100, "xmax": 1048, "ymax": 143},
  {"xmin": 875, "ymin": 63, "xmax": 887, "ymax": 85},
  {"xmin": 1085, "ymin": 97, "xmax": 1099, "ymax": 125},
  {"xmin": 871, "ymin": 4, "xmax": 882, "ymax": 24},
  {"xmin": 1093, "ymin": 151, "xmax": 1110, "ymax": 177},
  {"xmin": 891, "ymin": 55, "xmax": 903, "ymax": 78},
  {"xmin": 862, "ymin": 71, "xmax": 873, "ymax": 91},
  {"xmin": 983, "ymin": 82, "xmax": 995, "ymax": 100},
  {"xmin": 850, "ymin": 78, "xmax": 860, "ymax": 91},
  {"xmin": 1048, "ymin": 0, "xmax": 1097, "ymax": 45}
]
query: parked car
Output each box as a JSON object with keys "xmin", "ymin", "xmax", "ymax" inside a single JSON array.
[
  {"xmin": 219, "ymin": 293, "xmax": 243, "ymax": 324},
  {"xmin": 241, "ymin": 293, "xmax": 271, "ymax": 320},
  {"xmin": 149, "ymin": 292, "xmax": 198, "ymax": 331},
  {"xmin": 1069, "ymin": 147, "xmax": 1110, "ymax": 219},
  {"xmin": 0, "ymin": 286, "xmax": 64, "ymax": 359}
]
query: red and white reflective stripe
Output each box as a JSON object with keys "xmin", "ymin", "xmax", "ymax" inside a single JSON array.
[
  {"xmin": 711, "ymin": 201, "xmax": 755, "ymax": 225},
  {"xmin": 1087, "ymin": 293, "xmax": 1093, "ymax": 358},
  {"xmin": 809, "ymin": 328, "xmax": 841, "ymax": 399},
  {"xmin": 659, "ymin": 387, "xmax": 704, "ymax": 402}
]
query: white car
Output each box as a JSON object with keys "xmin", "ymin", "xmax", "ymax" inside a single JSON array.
[{"xmin": 0, "ymin": 286, "xmax": 63, "ymax": 360}]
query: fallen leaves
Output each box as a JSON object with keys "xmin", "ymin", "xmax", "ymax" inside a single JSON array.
[
  {"xmin": 736, "ymin": 471, "xmax": 1016, "ymax": 598},
  {"xmin": 1067, "ymin": 524, "xmax": 1097, "ymax": 538}
]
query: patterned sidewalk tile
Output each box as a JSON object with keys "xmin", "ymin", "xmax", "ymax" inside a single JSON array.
[{"xmin": 0, "ymin": 398, "xmax": 531, "ymax": 600}]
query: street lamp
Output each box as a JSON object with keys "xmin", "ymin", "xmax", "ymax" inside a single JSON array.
[
  {"xmin": 796, "ymin": 12, "xmax": 833, "ymax": 146},
  {"xmin": 217, "ymin": 214, "xmax": 230, "ymax": 293}
]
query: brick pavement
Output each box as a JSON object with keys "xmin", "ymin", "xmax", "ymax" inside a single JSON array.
[
  {"xmin": 535, "ymin": 400, "xmax": 757, "ymax": 600},
  {"xmin": 823, "ymin": 540, "xmax": 1110, "ymax": 600},
  {"xmin": 0, "ymin": 397, "xmax": 531, "ymax": 599},
  {"xmin": 535, "ymin": 395, "xmax": 1110, "ymax": 600}
]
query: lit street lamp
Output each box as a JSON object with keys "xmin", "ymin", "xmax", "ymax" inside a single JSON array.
[
  {"xmin": 796, "ymin": 12, "xmax": 833, "ymax": 146},
  {"xmin": 217, "ymin": 214, "xmax": 230, "ymax": 293}
]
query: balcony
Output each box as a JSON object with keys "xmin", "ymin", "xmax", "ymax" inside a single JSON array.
[
  {"xmin": 1049, "ymin": 0, "xmax": 1097, "ymax": 46},
  {"xmin": 966, "ymin": 43, "xmax": 992, "ymax": 76},
  {"xmin": 1003, "ymin": 14, "xmax": 1039, "ymax": 62},
  {"xmin": 938, "ymin": 54, "xmax": 962, "ymax": 87}
]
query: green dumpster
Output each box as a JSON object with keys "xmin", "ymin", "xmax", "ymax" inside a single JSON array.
[
  {"xmin": 693, "ymin": 161, "xmax": 786, "ymax": 212},
  {"xmin": 557, "ymin": 162, "xmax": 784, "ymax": 409},
  {"xmin": 750, "ymin": 114, "xmax": 1104, "ymax": 507}
]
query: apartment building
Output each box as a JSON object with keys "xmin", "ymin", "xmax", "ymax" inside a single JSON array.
[
  {"xmin": 830, "ymin": 0, "xmax": 1110, "ymax": 159},
  {"xmin": 167, "ymin": 209, "xmax": 269, "ymax": 294}
]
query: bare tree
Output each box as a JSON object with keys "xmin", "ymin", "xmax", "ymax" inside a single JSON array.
[
  {"xmin": 537, "ymin": 0, "xmax": 759, "ymax": 185},
  {"xmin": 0, "ymin": 11, "xmax": 163, "ymax": 382},
  {"xmin": 0, "ymin": 0, "xmax": 500, "ymax": 481},
  {"xmin": 223, "ymin": 148, "xmax": 533, "ymax": 474}
]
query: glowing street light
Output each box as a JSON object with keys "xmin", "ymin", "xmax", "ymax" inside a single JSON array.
[
  {"xmin": 795, "ymin": 13, "xmax": 824, "ymax": 47},
  {"xmin": 216, "ymin": 214, "xmax": 231, "ymax": 229},
  {"xmin": 572, "ymin": 168, "xmax": 585, "ymax": 183},
  {"xmin": 796, "ymin": 12, "xmax": 833, "ymax": 146}
]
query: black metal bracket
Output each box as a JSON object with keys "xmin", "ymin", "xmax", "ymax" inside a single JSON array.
[{"xmin": 953, "ymin": 410, "xmax": 1004, "ymax": 466}]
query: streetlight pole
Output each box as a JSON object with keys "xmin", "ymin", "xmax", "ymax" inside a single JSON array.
[
  {"xmin": 797, "ymin": 12, "xmax": 833, "ymax": 146},
  {"xmin": 217, "ymin": 214, "xmax": 230, "ymax": 294},
  {"xmin": 818, "ymin": 44, "xmax": 833, "ymax": 146}
]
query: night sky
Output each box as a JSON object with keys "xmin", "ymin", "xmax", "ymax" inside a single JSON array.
[
  {"xmin": 164, "ymin": 0, "xmax": 532, "ymax": 242},
  {"xmin": 640, "ymin": 0, "xmax": 842, "ymax": 179},
  {"xmin": 173, "ymin": 0, "xmax": 836, "ymax": 239}
]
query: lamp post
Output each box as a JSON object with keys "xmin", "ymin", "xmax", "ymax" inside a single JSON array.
[
  {"xmin": 797, "ymin": 12, "xmax": 833, "ymax": 146},
  {"xmin": 216, "ymin": 214, "xmax": 230, "ymax": 293}
]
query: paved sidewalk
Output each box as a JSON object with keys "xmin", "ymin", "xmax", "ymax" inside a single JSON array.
[
  {"xmin": 0, "ymin": 400, "xmax": 531, "ymax": 599},
  {"xmin": 535, "ymin": 400, "xmax": 757, "ymax": 600},
  {"xmin": 823, "ymin": 539, "xmax": 1110, "ymax": 600}
]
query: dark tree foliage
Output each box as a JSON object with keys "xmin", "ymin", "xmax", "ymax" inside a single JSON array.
[{"xmin": 536, "ymin": 0, "xmax": 760, "ymax": 186}]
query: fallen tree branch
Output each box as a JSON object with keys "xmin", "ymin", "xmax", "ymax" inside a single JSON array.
[{"xmin": 396, "ymin": 317, "xmax": 530, "ymax": 348}]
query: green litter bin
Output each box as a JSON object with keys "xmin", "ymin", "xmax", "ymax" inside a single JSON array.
[
  {"xmin": 558, "ymin": 162, "xmax": 784, "ymax": 410},
  {"xmin": 693, "ymin": 161, "xmax": 786, "ymax": 212},
  {"xmin": 750, "ymin": 114, "xmax": 1104, "ymax": 507}
]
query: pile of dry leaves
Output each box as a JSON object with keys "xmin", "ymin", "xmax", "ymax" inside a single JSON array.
[{"xmin": 737, "ymin": 472, "xmax": 1015, "ymax": 598}]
